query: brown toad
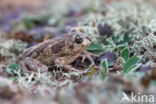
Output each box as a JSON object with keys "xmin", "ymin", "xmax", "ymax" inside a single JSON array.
[{"xmin": 20, "ymin": 28, "xmax": 95, "ymax": 73}]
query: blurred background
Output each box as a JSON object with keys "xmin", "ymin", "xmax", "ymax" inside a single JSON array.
[{"xmin": 0, "ymin": 0, "xmax": 156, "ymax": 104}]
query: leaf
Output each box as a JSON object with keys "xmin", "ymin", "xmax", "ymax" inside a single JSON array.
[
  {"xmin": 23, "ymin": 15, "xmax": 50, "ymax": 29},
  {"xmin": 118, "ymin": 35, "xmax": 132, "ymax": 44},
  {"xmin": 150, "ymin": 80, "xmax": 156, "ymax": 85},
  {"xmin": 113, "ymin": 43, "xmax": 127, "ymax": 52},
  {"xmin": 9, "ymin": 64, "xmax": 20, "ymax": 70},
  {"xmin": 123, "ymin": 56, "xmax": 139, "ymax": 74},
  {"xmin": 100, "ymin": 71, "xmax": 107, "ymax": 80},
  {"xmin": 121, "ymin": 47, "xmax": 130, "ymax": 61},
  {"xmin": 100, "ymin": 51, "xmax": 117, "ymax": 62},
  {"xmin": 108, "ymin": 61, "xmax": 114, "ymax": 66},
  {"xmin": 7, "ymin": 64, "xmax": 20, "ymax": 75},
  {"xmin": 101, "ymin": 59, "xmax": 109, "ymax": 73},
  {"xmin": 23, "ymin": 18, "xmax": 35, "ymax": 29},
  {"xmin": 87, "ymin": 66, "xmax": 99, "ymax": 78},
  {"xmin": 86, "ymin": 42, "xmax": 104, "ymax": 51},
  {"xmin": 100, "ymin": 59, "xmax": 109, "ymax": 80},
  {"xmin": 119, "ymin": 57, "xmax": 126, "ymax": 66},
  {"xmin": 139, "ymin": 65, "xmax": 152, "ymax": 72}
]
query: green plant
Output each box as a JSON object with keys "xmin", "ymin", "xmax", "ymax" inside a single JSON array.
[
  {"xmin": 100, "ymin": 59, "xmax": 109, "ymax": 80},
  {"xmin": 7, "ymin": 64, "xmax": 20, "ymax": 75},
  {"xmin": 120, "ymin": 48, "xmax": 140, "ymax": 74}
]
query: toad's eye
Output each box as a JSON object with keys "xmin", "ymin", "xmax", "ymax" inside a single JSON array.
[{"xmin": 75, "ymin": 35, "xmax": 83, "ymax": 44}]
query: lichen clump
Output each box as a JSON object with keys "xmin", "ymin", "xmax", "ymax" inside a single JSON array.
[
  {"xmin": 133, "ymin": 33, "xmax": 156, "ymax": 63},
  {"xmin": 79, "ymin": 1, "xmax": 156, "ymax": 44},
  {"xmin": 0, "ymin": 38, "xmax": 27, "ymax": 63}
]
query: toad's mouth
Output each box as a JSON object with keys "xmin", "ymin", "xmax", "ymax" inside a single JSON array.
[{"xmin": 82, "ymin": 36, "xmax": 91, "ymax": 47}]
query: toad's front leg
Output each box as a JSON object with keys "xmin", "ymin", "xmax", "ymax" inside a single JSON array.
[
  {"xmin": 55, "ymin": 57, "xmax": 79, "ymax": 72},
  {"xmin": 80, "ymin": 50, "xmax": 99, "ymax": 65},
  {"xmin": 20, "ymin": 57, "xmax": 48, "ymax": 73},
  {"xmin": 55, "ymin": 57, "xmax": 93, "ymax": 76}
]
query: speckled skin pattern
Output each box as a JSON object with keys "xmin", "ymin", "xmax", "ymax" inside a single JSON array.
[{"xmin": 20, "ymin": 30, "xmax": 91, "ymax": 73}]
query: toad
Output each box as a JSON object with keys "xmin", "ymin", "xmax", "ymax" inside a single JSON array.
[{"xmin": 20, "ymin": 27, "xmax": 96, "ymax": 73}]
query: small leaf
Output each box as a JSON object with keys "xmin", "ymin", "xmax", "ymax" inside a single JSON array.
[
  {"xmin": 87, "ymin": 66, "xmax": 99, "ymax": 78},
  {"xmin": 8, "ymin": 64, "xmax": 20, "ymax": 75},
  {"xmin": 99, "ymin": 51, "xmax": 117, "ymax": 62},
  {"xmin": 121, "ymin": 47, "xmax": 130, "ymax": 61},
  {"xmin": 119, "ymin": 57, "xmax": 126, "ymax": 66},
  {"xmin": 113, "ymin": 43, "xmax": 127, "ymax": 52},
  {"xmin": 139, "ymin": 65, "xmax": 152, "ymax": 72},
  {"xmin": 100, "ymin": 71, "xmax": 107, "ymax": 80},
  {"xmin": 9, "ymin": 64, "xmax": 20, "ymax": 70},
  {"xmin": 150, "ymin": 80, "xmax": 156, "ymax": 85},
  {"xmin": 23, "ymin": 18, "xmax": 35, "ymax": 29},
  {"xmin": 101, "ymin": 59, "xmax": 109, "ymax": 73},
  {"xmin": 118, "ymin": 35, "xmax": 132, "ymax": 44},
  {"xmin": 86, "ymin": 42, "xmax": 104, "ymax": 51},
  {"xmin": 108, "ymin": 61, "xmax": 114, "ymax": 66},
  {"xmin": 100, "ymin": 59, "xmax": 109, "ymax": 80},
  {"xmin": 123, "ymin": 56, "xmax": 139, "ymax": 74}
]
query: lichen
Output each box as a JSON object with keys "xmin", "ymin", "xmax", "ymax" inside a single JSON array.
[
  {"xmin": 132, "ymin": 33, "xmax": 156, "ymax": 63},
  {"xmin": 79, "ymin": 0, "xmax": 156, "ymax": 43},
  {"xmin": 0, "ymin": 38, "xmax": 27, "ymax": 63}
]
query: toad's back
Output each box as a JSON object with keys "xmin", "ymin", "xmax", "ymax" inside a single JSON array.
[{"xmin": 23, "ymin": 35, "xmax": 69, "ymax": 66}]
